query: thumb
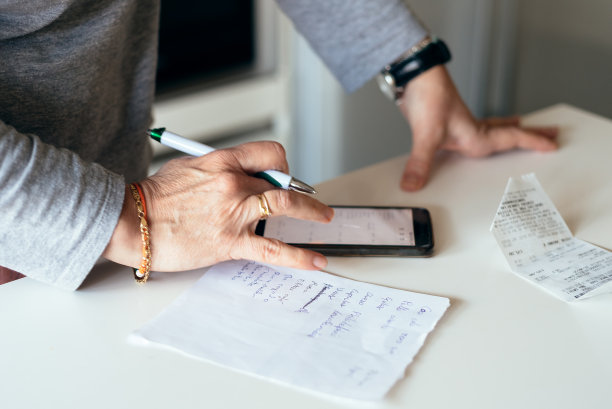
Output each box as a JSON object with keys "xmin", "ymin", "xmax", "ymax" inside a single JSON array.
[{"xmin": 401, "ymin": 133, "xmax": 439, "ymax": 192}]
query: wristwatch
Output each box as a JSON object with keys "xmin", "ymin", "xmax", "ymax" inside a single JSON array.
[{"xmin": 376, "ymin": 37, "xmax": 451, "ymax": 101}]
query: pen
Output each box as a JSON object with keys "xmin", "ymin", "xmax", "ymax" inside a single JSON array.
[{"xmin": 147, "ymin": 127, "xmax": 316, "ymax": 194}]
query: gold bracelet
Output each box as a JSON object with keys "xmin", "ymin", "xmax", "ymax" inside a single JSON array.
[{"xmin": 129, "ymin": 183, "xmax": 151, "ymax": 284}]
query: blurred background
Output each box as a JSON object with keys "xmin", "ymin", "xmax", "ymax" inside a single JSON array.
[{"xmin": 150, "ymin": 0, "xmax": 612, "ymax": 184}]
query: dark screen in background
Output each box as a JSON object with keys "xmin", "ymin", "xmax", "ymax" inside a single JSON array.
[{"xmin": 156, "ymin": 0, "xmax": 255, "ymax": 95}]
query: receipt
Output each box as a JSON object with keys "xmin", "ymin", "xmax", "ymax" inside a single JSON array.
[{"xmin": 490, "ymin": 173, "xmax": 612, "ymax": 301}]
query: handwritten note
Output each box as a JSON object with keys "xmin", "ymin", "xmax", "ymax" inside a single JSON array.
[
  {"xmin": 490, "ymin": 173, "xmax": 612, "ymax": 301},
  {"xmin": 131, "ymin": 260, "xmax": 449, "ymax": 400}
]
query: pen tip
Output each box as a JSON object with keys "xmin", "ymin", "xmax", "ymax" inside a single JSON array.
[{"xmin": 290, "ymin": 178, "xmax": 317, "ymax": 194}]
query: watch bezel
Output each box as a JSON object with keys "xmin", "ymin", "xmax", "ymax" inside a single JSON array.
[
  {"xmin": 376, "ymin": 71, "xmax": 397, "ymax": 101},
  {"xmin": 377, "ymin": 39, "xmax": 451, "ymax": 102}
]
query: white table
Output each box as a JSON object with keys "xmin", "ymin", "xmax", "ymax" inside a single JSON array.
[{"xmin": 1, "ymin": 104, "xmax": 611, "ymax": 408}]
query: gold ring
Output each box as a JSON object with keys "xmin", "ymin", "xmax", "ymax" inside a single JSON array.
[{"xmin": 257, "ymin": 193, "xmax": 272, "ymax": 220}]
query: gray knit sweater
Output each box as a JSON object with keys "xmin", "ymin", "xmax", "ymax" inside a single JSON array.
[{"xmin": 0, "ymin": 0, "xmax": 426, "ymax": 290}]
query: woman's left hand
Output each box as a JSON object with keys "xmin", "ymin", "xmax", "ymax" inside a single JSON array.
[{"xmin": 396, "ymin": 65, "xmax": 559, "ymax": 191}]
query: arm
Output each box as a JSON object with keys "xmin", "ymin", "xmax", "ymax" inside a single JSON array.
[
  {"xmin": 276, "ymin": 0, "xmax": 428, "ymax": 92},
  {"xmin": 1, "ymin": 122, "xmax": 333, "ymax": 289},
  {"xmin": 278, "ymin": 0, "xmax": 558, "ymax": 191},
  {"xmin": 0, "ymin": 121, "xmax": 125, "ymax": 290}
]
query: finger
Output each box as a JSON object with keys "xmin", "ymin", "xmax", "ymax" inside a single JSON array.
[
  {"xmin": 400, "ymin": 134, "xmax": 439, "ymax": 192},
  {"xmin": 481, "ymin": 116, "xmax": 520, "ymax": 127},
  {"xmin": 521, "ymin": 126, "xmax": 559, "ymax": 139},
  {"xmin": 486, "ymin": 126, "xmax": 559, "ymax": 153},
  {"xmin": 481, "ymin": 118, "xmax": 559, "ymax": 140},
  {"xmin": 239, "ymin": 235, "xmax": 328, "ymax": 270},
  {"xmin": 247, "ymin": 190, "xmax": 334, "ymax": 223},
  {"xmin": 228, "ymin": 141, "xmax": 290, "ymax": 174}
]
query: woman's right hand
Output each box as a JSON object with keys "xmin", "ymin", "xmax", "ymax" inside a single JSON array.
[{"xmin": 103, "ymin": 141, "xmax": 334, "ymax": 273}]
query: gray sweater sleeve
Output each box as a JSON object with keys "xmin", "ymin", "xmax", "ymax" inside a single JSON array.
[
  {"xmin": 0, "ymin": 122, "xmax": 125, "ymax": 290},
  {"xmin": 276, "ymin": 0, "xmax": 428, "ymax": 93},
  {"xmin": 0, "ymin": 0, "xmax": 158, "ymax": 290}
]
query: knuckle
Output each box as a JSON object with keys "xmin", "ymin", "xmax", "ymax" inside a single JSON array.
[
  {"xmin": 227, "ymin": 146, "xmax": 250, "ymax": 165},
  {"xmin": 272, "ymin": 190, "xmax": 293, "ymax": 212},
  {"xmin": 260, "ymin": 239, "xmax": 283, "ymax": 262},
  {"xmin": 259, "ymin": 141, "xmax": 288, "ymax": 168},
  {"xmin": 268, "ymin": 141, "xmax": 286, "ymax": 158},
  {"xmin": 212, "ymin": 149, "xmax": 237, "ymax": 165}
]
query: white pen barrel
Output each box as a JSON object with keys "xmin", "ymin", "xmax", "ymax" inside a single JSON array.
[
  {"xmin": 161, "ymin": 131, "xmax": 216, "ymax": 157},
  {"xmin": 155, "ymin": 129, "xmax": 312, "ymax": 192},
  {"xmin": 261, "ymin": 169, "xmax": 291, "ymax": 189}
]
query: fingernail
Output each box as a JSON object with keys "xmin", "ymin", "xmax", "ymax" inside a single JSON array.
[
  {"xmin": 402, "ymin": 174, "xmax": 422, "ymax": 191},
  {"xmin": 326, "ymin": 207, "xmax": 335, "ymax": 221},
  {"xmin": 313, "ymin": 256, "xmax": 327, "ymax": 269}
]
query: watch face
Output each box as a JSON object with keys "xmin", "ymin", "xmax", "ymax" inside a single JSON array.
[{"xmin": 376, "ymin": 72, "xmax": 397, "ymax": 100}]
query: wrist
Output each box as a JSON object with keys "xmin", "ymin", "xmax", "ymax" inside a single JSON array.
[
  {"xmin": 102, "ymin": 185, "xmax": 142, "ymax": 268},
  {"xmin": 376, "ymin": 37, "xmax": 451, "ymax": 102},
  {"xmin": 401, "ymin": 64, "xmax": 448, "ymax": 100}
]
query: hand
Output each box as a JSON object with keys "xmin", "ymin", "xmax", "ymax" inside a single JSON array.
[
  {"xmin": 396, "ymin": 65, "xmax": 559, "ymax": 191},
  {"xmin": 103, "ymin": 141, "xmax": 334, "ymax": 273}
]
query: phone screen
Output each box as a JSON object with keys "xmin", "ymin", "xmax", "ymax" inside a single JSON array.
[
  {"xmin": 256, "ymin": 206, "xmax": 433, "ymax": 257},
  {"xmin": 261, "ymin": 207, "xmax": 415, "ymax": 246}
]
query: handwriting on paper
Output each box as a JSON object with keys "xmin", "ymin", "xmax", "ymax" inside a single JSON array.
[
  {"xmin": 229, "ymin": 261, "xmax": 443, "ymax": 352},
  {"xmin": 132, "ymin": 260, "xmax": 449, "ymax": 400}
]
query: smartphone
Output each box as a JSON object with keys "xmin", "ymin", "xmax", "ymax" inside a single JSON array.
[{"xmin": 255, "ymin": 206, "xmax": 434, "ymax": 257}]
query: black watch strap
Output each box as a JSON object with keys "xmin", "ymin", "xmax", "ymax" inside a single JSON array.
[
  {"xmin": 378, "ymin": 39, "xmax": 452, "ymax": 101},
  {"xmin": 389, "ymin": 39, "xmax": 451, "ymax": 88}
]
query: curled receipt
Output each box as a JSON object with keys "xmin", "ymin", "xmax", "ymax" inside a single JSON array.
[{"xmin": 490, "ymin": 173, "xmax": 612, "ymax": 301}]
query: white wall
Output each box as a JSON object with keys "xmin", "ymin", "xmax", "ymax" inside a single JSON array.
[{"xmin": 512, "ymin": 0, "xmax": 612, "ymax": 118}]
